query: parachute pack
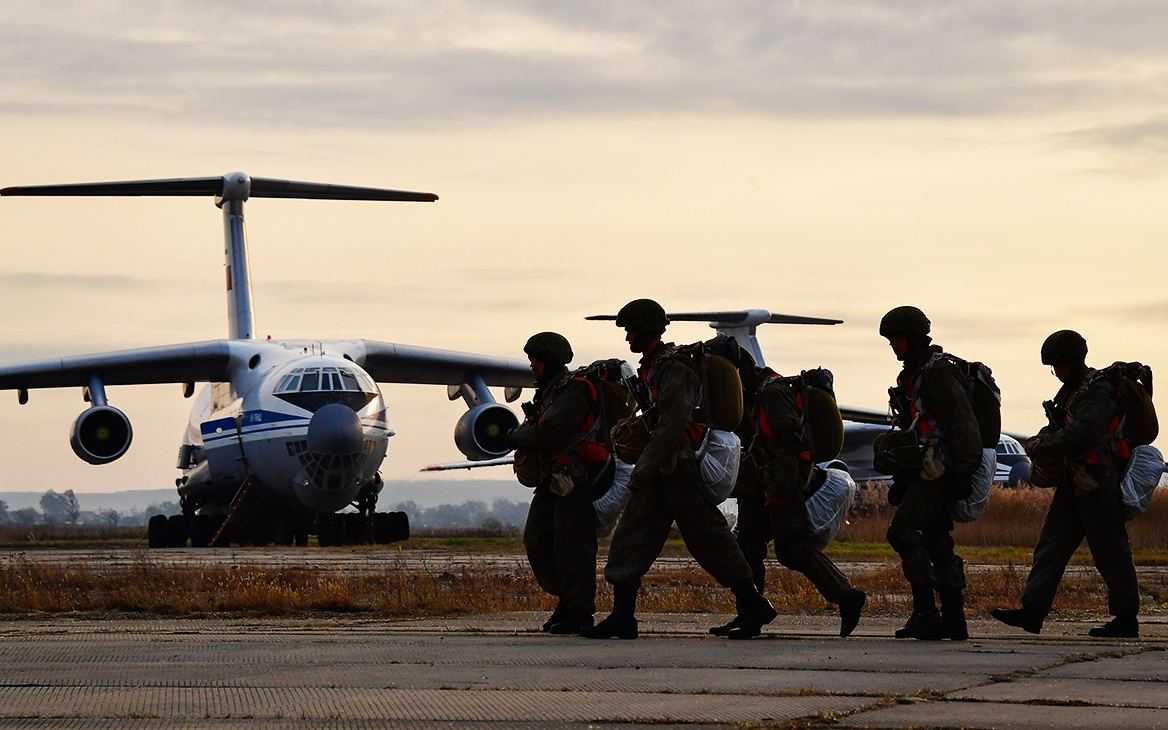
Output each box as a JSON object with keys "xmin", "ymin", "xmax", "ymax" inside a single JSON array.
[
  {"xmin": 757, "ymin": 368, "xmax": 845, "ymax": 463},
  {"xmin": 671, "ymin": 335, "xmax": 746, "ymax": 432},
  {"xmin": 572, "ymin": 358, "xmax": 638, "ymax": 447},
  {"xmin": 906, "ymin": 352, "xmax": 1002, "ymax": 449},
  {"xmin": 1088, "ymin": 361, "xmax": 1158, "ymax": 448},
  {"xmin": 514, "ymin": 360, "xmax": 635, "ymax": 489}
]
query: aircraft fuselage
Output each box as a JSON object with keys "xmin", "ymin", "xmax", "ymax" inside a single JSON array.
[{"xmin": 178, "ymin": 340, "xmax": 391, "ymax": 516}]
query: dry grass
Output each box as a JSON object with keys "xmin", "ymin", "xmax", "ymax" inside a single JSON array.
[
  {"xmin": 0, "ymin": 551, "xmax": 551, "ymax": 616},
  {"xmin": 841, "ymin": 484, "xmax": 1168, "ymax": 552}
]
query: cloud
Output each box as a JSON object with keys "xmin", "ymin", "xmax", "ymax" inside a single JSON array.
[{"xmin": 3, "ymin": 0, "xmax": 1168, "ymax": 129}]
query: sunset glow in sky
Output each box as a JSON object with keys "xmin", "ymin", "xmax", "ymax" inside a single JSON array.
[{"xmin": 2, "ymin": 1, "xmax": 1167, "ymax": 493}]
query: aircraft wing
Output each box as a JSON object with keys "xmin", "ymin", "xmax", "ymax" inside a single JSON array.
[
  {"xmin": 0, "ymin": 341, "xmax": 232, "ymax": 390},
  {"xmin": 357, "ymin": 341, "xmax": 533, "ymax": 388},
  {"xmin": 839, "ymin": 406, "xmax": 893, "ymax": 426}
]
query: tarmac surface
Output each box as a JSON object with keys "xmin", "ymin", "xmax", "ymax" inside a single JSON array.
[{"xmin": 1, "ymin": 611, "xmax": 1166, "ymax": 729}]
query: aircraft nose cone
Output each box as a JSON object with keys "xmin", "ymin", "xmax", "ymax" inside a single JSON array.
[{"xmin": 307, "ymin": 403, "xmax": 364, "ymax": 455}]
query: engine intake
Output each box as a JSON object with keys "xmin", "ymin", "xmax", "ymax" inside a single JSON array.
[
  {"xmin": 454, "ymin": 403, "xmax": 519, "ymax": 460},
  {"xmin": 70, "ymin": 406, "xmax": 133, "ymax": 464}
]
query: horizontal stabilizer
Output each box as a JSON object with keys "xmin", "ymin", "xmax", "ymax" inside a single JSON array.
[
  {"xmin": 586, "ymin": 310, "xmax": 841, "ymax": 326},
  {"xmin": 421, "ymin": 456, "xmax": 515, "ymax": 472},
  {"xmin": 839, "ymin": 406, "xmax": 893, "ymax": 426},
  {"xmin": 1, "ymin": 175, "xmax": 437, "ymax": 203}
]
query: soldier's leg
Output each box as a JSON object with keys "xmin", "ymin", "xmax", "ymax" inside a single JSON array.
[
  {"xmin": 886, "ymin": 479, "xmax": 948, "ymax": 639},
  {"xmin": 603, "ymin": 476, "xmax": 674, "ymax": 588},
  {"xmin": 769, "ymin": 502, "xmax": 853, "ymax": 605},
  {"xmin": 1019, "ymin": 488, "xmax": 1085, "ymax": 618},
  {"xmin": 666, "ymin": 467, "xmax": 755, "ymax": 589},
  {"xmin": 666, "ymin": 464, "xmax": 775, "ymax": 639},
  {"xmin": 524, "ymin": 489, "xmax": 561, "ymax": 598},
  {"xmin": 886, "ymin": 479, "xmax": 946, "ymax": 589},
  {"xmin": 735, "ymin": 491, "xmax": 772, "ymax": 593},
  {"xmin": 1078, "ymin": 484, "xmax": 1139, "ymax": 619},
  {"xmin": 551, "ymin": 482, "xmax": 599, "ymax": 622}
]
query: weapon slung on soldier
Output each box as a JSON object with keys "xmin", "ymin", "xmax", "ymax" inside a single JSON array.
[{"xmin": 621, "ymin": 361, "xmax": 654, "ymax": 414}]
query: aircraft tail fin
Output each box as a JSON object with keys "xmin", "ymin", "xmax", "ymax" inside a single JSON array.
[
  {"xmin": 585, "ymin": 308, "xmax": 841, "ymax": 367},
  {"xmin": 3, "ymin": 173, "xmax": 437, "ymax": 340}
]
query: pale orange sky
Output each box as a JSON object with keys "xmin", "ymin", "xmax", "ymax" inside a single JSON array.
[{"xmin": 2, "ymin": 3, "xmax": 1167, "ymax": 493}]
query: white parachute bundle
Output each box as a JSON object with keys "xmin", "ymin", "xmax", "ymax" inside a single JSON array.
[
  {"xmin": 948, "ymin": 448, "xmax": 997, "ymax": 523},
  {"xmin": 806, "ymin": 467, "xmax": 856, "ymax": 551},
  {"xmin": 1121, "ymin": 444, "xmax": 1165, "ymax": 521}
]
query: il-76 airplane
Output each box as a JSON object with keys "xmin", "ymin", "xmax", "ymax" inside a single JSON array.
[{"xmin": 0, "ymin": 173, "xmax": 532, "ymax": 548}]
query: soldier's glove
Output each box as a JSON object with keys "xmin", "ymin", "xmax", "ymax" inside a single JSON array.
[
  {"xmin": 887, "ymin": 476, "xmax": 908, "ymax": 507},
  {"xmin": 950, "ymin": 471, "xmax": 974, "ymax": 500}
]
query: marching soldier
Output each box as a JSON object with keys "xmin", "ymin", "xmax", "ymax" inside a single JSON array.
[
  {"xmin": 991, "ymin": 330, "xmax": 1141, "ymax": 638},
  {"xmin": 581, "ymin": 299, "xmax": 776, "ymax": 640},
  {"xmin": 723, "ymin": 362, "xmax": 866, "ymax": 638},
  {"xmin": 510, "ymin": 332, "xmax": 606, "ymax": 635},
  {"xmin": 879, "ymin": 306, "xmax": 981, "ymax": 641}
]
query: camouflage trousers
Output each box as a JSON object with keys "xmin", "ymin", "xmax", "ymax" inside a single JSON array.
[
  {"xmin": 886, "ymin": 477, "xmax": 966, "ymax": 591},
  {"xmin": 604, "ymin": 460, "xmax": 754, "ymax": 591},
  {"xmin": 524, "ymin": 482, "xmax": 599, "ymax": 617},
  {"xmin": 735, "ymin": 489, "xmax": 854, "ymax": 604},
  {"xmin": 1022, "ymin": 483, "xmax": 1139, "ymax": 619}
]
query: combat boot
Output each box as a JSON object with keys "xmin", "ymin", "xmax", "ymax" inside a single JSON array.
[
  {"xmin": 708, "ymin": 616, "xmax": 741, "ymax": 637},
  {"xmin": 989, "ymin": 607, "xmax": 1043, "ymax": 635},
  {"xmin": 939, "ymin": 589, "xmax": 968, "ymax": 641},
  {"xmin": 548, "ymin": 613, "xmax": 594, "ymax": 635},
  {"xmin": 1088, "ymin": 615, "xmax": 1138, "ymax": 638},
  {"xmin": 895, "ymin": 583, "xmax": 943, "ymax": 640},
  {"xmin": 580, "ymin": 584, "xmax": 639, "ymax": 640},
  {"xmin": 726, "ymin": 583, "xmax": 778, "ymax": 640},
  {"xmin": 839, "ymin": 589, "xmax": 866, "ymax": 638},
  {"xmin": 541, "ymin": 604, "xmax": 565, "ymax": 633}
]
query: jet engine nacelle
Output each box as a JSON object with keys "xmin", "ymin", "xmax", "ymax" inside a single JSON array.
[
  {"xmin": 70, "ymin": 405, "xmax": 133, "ymax": 464},
  {"xmin": 454, "ymin": 403, "xmax": 519, "ymax": 460}
]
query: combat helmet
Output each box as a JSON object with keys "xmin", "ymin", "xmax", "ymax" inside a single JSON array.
[
  {"xmin": 879, "ymin": 306, "xmax": 931, "ymax": 339},
  {"xmin": 615, "ymin": 299, "xmax": 669, "ymax": 335},
  {"xmin": 524, "ymin": 332, "xmax": 573, "ymax": 366},
  {"xmin": 1040, "ymin": 330, "xmax": 1088, "ymax": 366}
]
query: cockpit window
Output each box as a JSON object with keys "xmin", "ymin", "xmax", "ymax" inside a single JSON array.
[{"xmin": 276, "ymin": 366, "xmax": 377, "ymax": 394}]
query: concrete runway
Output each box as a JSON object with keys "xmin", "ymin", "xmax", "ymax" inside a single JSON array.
[{"xmin": 1, "ymin": 611, "xmax": 1165, "ymax": 729}]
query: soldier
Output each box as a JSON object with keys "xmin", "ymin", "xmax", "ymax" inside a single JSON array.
[
  {"xmin": 879, "ymin": 306, "xmax": 981, "ymax": 641},
  {"xmin": 581, "ymin": 299, "xmax": 776, "ymax": 640},
  {"xmin": 991, "ymin": 331, "xmax": 1140, "ymax": 638},
  {"xmin": 719, "ymin": 362, "xmax": 866, "ymax": 638},
  {"xmin": 509, "ymin": 332, "xmax": 606, "ymax": 635}
]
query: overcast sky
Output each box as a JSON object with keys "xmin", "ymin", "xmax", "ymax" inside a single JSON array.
[{"xmin": 1, "ymin": 1, "xmax": 1167, "ymax": 495}]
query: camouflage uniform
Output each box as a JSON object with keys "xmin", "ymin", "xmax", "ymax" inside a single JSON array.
[
  {"xmin": 1020, "ymin": 371, "xmax": 1139, "ymax": 621},
  {"xmin": 735, "ymin": 372, "xmax": 854, "ymax": 605},
  {"xmin": 887, "ymin": 345, "xmax": 982, "ymax": 594},
  {"xmin": 512, "ymin": 368, "xmax": 602, "ymax": 621},
  {"xmin": 604, "ymin": 342, "xmax": 756, "ymax": 592}
]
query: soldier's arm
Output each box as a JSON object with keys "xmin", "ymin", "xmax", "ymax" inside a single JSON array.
[
  {"xmin": 630, "ymin": 361, "xmax": 698, "ymax": 484},
  {"xmin": 510, "ymin": 382, "xmax": 592, "ymax": 451},
  {"xmin": 1031, "ymin": 385, "xmax": 1119, "ymax": 457},
  {"xmin": 924, "ymin": 364, "xmax": 983, "ymax": 475}
]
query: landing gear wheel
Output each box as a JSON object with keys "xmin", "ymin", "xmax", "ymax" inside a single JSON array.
[
  {"xmin": 389, "ymin": 511, "xmax": 410, "ymax": 542},
  {"xmin": 147, "ymin": 514, "xmax": 169, "ymax": 548},
  {"xmin": 373, "ymin": 512, "xmax": 393, "ymax": 544},
  {"xmin": 344, "ymin": 513, "xmax": 368, "ymax": 545},
  {"xmin": 318, "ymin": 515, "xmax": 345, "ymax": 547},
  {"xmin": 190, "ymin": 515, "xmax": 213, "ymax": 547},
  {"xmin": 166, "ymin": 514, "xmax": 189, "ymax": 548}
]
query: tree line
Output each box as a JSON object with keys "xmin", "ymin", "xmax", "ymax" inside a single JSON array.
[{"xmin": 0, "ymin": 491, "xmax": 180, "ymax": 528}]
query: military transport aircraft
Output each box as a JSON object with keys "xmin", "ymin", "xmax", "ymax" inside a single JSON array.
[{"xmin": 0, "ymin": 173, "xmax": 533, "ymax": 548}]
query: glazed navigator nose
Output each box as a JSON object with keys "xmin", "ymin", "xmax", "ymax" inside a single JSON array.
[{"xmin": 307, "ymin": 403, "xmax": 363, "ymax": 455}]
